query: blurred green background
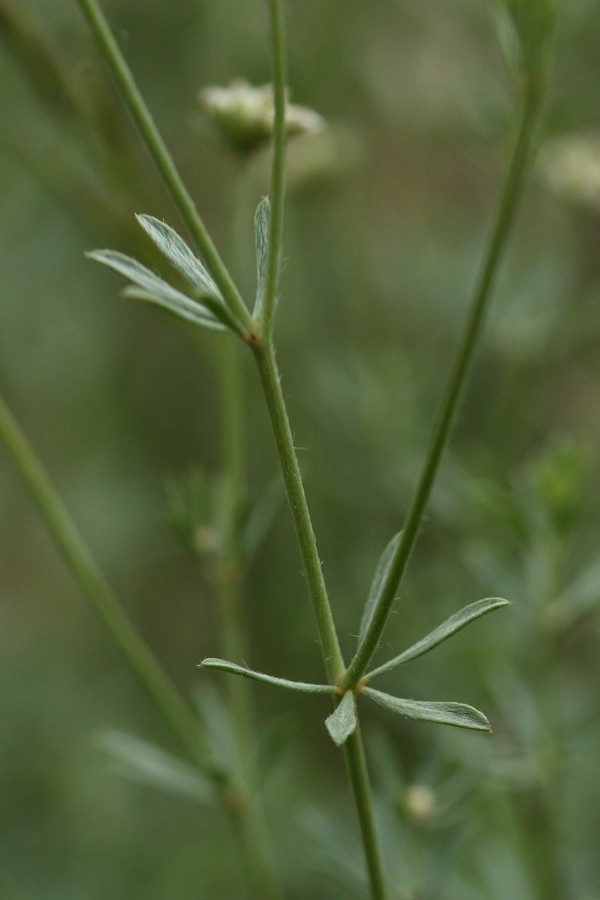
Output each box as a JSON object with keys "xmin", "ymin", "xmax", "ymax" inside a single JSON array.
[{"xmin": 1, "ymin": 1, "xmax": 600, "ymax": 897}]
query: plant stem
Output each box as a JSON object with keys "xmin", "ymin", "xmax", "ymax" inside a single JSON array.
[
  {"xmin": 260, "ymin": 0, "xmax": 287, "ymax": 338},
  {"xmin": 0, "ymin": 389, "xmax": 220, "ymax": 779},
  {"xmin": 343, "ymin": 76, "xmax": 545, "ymax": 690},
  {"xmin": 74, "ymin": 0, "xmax": 252, "ymax": 334},
  {"xmin": 252, "ymin": 340, "xmax": 345, "ymax": 683},
  {"xmin": 344, "ymin": 724, "xmax": 391, "ymax": 900}
]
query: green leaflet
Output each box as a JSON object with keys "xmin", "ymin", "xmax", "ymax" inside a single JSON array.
[
  {"xmin": 88, "ymin": 249, "xmax": 231, "ymax": 332},
  {"xmin": 365, "ymin": 597, "xmax": 510, "ymax": 680},
  {"xmin": 325, "ymin": 691, "xmax": 357, "ymax": 746},
  {"xmin": 253, "ymin": 196, "xmax": 270, "ymax": 319},
  {"xmin": 200, "ymin": 658, "xmax": 332, "ymax": 694},
  {"xmin": 358, "ymin": 532, "xmax": 402, "ymax": 643},
  {"xmin": 136, "ymin": 214, "xmax": 220, "ymax": 297},
  {"xmin": 362, "ymin": 687, "xmax": 491, "ymax": 732}
]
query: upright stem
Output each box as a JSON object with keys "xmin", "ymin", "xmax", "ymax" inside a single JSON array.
[
  {"xmin": 261, "ymin": 0, "xmax": 287, "ymax": 338},
  {"xmin": 252, "ymin": 341, "xmax": 344, "ymax": 683},
  {"xmin": 0, "ymin": 390, "xmax": 220, "ymax": 779},
  {"xmin": 343, "ymin": 77, "xmax": 544, "ymax": 689},
  {"xmin": 252, "ymin": 341, "xmax": 390, "ymax": 898},
  {"xmin": 74, "ymin": 0, "xmax": 252, "ymax": 333},
  {"xmin": 344, "ymin": 726, "xmax": 391, "ymax": 900}
]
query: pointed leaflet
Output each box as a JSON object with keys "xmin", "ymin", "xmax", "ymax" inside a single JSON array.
[
  {"xmin": 88, "ymin": 249, "xmax": 237, "ymax": 333},
  {"xmin": 325, "ymin": 691, "xmax": 357, "ymax": 746},
  {"xmin": 200, "ymin": 658, "xmax": 332, "ymax": 694},
  {"xmin": 365, "ymin": 597, "xmax": 510, "ymax": 681},
  {"xmin": 362, "ymin": 687, "xmax": 491, "ymax": 732},
  {"xmin": 358, "ymin": 532, "xmax": 402, "ymax": 643},
  {"xmin": 123, "ymin": 287, "xmax": 227, "ymax": 331},
  {"xmin": 136, "ymin": 214, "xmax": 221, "ymax": 298},
  {"xmin": 253, "ymin": 196, "xmax": 270, "ymax": 318}
]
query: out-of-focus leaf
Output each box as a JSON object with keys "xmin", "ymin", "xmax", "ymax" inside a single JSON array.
[
  {"xmin": 365, "ymin": 598, "xmax": 510, "ymax": 680},
  {"xmin": 362, "ymin": 687, "xmax": 491, "ymax": 732},
  {"xmin": 240, "ymin": 474, "xmax": 284, "ymax": 561},
  {"xmin": 325, "ymin": 691, "xmax": 357, "ymax": 746},
  {"xmin": 358, "ymin": 532, "xmax": 401, "ymax": 643},
  {"xmin": 200, "ymin": 658, "xmax": 332, "ymax": 694},
  {"xmin": 97, "ymin": 729, "xmax": 215, "ymax": 803}
]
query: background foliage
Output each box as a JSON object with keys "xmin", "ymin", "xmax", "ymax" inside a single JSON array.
[{"xmin": 1, "ymin": 1, "xmax": 600, "ymax": 897}]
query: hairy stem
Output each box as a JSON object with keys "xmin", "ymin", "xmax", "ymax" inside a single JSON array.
[
  {"xmin": 343, "ymin": 76, "xmax": 545, "ymax": 689},
  {"xmin": 253, "ymin": 341, "xmax": 344, "ymax": 683},
  {"xmin": 75, "ymin": 0, "xmax": 252, "ymax": 332}
]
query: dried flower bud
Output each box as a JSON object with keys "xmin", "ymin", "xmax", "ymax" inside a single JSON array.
[{"xmin": 199, "ymin": 79, "xmax": 326, "ymax": 155}]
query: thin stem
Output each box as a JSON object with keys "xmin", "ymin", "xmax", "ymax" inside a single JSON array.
[
  {"xmin": 344, "ymin": 724, "xmax": 391, "ymax": 900},
  {"xmin": 343, "ymin": 77, "xmax": 544, "ymax": 689},
  {"xmin": 253, "ymin": 341, "xmax": 344, "ymax": 682},
  {"xmin": 0, "ymin": 390, "xmax": 220, "ymax": 779},
  {"xmin": 74, "ymin": 0, "xmax": 253, "ymax": 334},
  {"xmin": 261, "ymin": 0, "xmax": 287, "ymax": 338}
]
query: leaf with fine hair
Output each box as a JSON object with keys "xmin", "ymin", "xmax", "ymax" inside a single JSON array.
[
  {"xmin": 200, "ymin": 658, "xmax": 332, "ymax": 694},
  {"xmin": 365, "ymin": 597, "xmax": 510, "ymax": 681},
  {"xmin": 325, "ymin": 691, "xmax": 357, "ymax": 746},
  {"xmin": 362, "ymin": 687, "xmax": 491, "ymax": 732},
  {"xmin": 88, "ymin": 249, "xmax": 238, "ymax": 333},
  {"xmin": 123, "ymin": 287, "xmax": 227, "ymax": 331},
  {"xmin": 358, "ymin": 532, "xmax": 402, "ymax": 643},
  {"xmin": 253, "ymin": 196, "xmax": 270, "ymax": 318},
  {"xmin": 136, "ymin": 214, "xmax": 221, "ymax": 297}
]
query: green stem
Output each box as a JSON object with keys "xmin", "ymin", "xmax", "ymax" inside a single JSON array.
[
  {"xmin": 343, "ymin": 77, "xmax": 544, "ymax": 690},
  {"xmin": 74, "ymin": 0, "xmax": 252, "ymax": 334},
  {"xmin": 253, "ymin": 341, "xmax": 345, "ymax": 683},
  {"xmin": 344, "ymin": 725, "xmax": 391, "ymax": 900},
  {"xmin": 261, "ymin": 0, "xmax": 287, "ymax": 338},
  {"xmin": 0, "ymin": 390, "xmax": 220, "ymax": 779}
]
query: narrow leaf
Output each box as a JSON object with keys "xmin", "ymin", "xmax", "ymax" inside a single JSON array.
[
  {"xmin": 88, "ymin": 249, "xmax": 236, "ymax": 333},
  {"xmin": 199, "ymin": 293, "xmax": 246, "ymax": 334},
  {"xmin": 358, "ymin": 532, "xmax": 402, "ymax": 643},
  {"xmin": 123, "ymin": 287, "xmax": 227, "ymax": 331},
  {"xmin": 136, "ymin": 214, "xmax": 221, "ymax": 298},
  {"xmin": 200, "ymin": 658, "xmax": 332, "ymax": 694},
  {"xmin": 253, "ymin": 196, "xmax": 270, "ymax": 318},
  {"xmin": 365, "ymin": 597, "xmax": 510, "ymax": 680},
  {"xmin": 362, "ymin": 687, "xmax": 491, "ymax": 732},
  {"xmin": 98, "ymin": 729, "xmax": 215, "ymax": 802},
  {"xmin": 325, "ymin": 691, "xmax": 357, "ymax": 746}
]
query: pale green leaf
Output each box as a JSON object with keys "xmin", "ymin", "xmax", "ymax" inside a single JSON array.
[
  {"xmin": 362, "ymin": 687, "xmax": 491, "ymax": 732},
  {"xmin": 358, "ymin": 532, "xmax": 401, "ymax": 643},
  {"xmin": 365, "ymin": 597, "xmax": 510, "ymax": 680},
  {"xmin": 253, "ymin": 196, "xmax": 270, "ymax": 318},
  {"xmin": 136, "ymin": 214, "xmax": 221, "ymax": 297},
  {"xmin": 325, "ymin": 691, "xmax": 357, "ymax": 746},
  {"xmin": 200, "ymin": 658, "xmax": 332, "ymax": 694},
  {"xmin": 123, "ymin": 287, "xmax": 227, "ymax": 331},
  {"xmin": 98, "ymin": 729, "xmax": 215, "ymax": 802},
  {"xmin": 88, "ymin": 249, "xmax": 236, "ymax": 333}
]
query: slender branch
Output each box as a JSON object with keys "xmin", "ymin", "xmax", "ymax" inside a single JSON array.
[
  {"xmin": 0, "ymin": 390, "xmax": 220, "ymax": 779},
  {"xmin": 74, "ymin": 0, "xmax": 252, "ymax": 333},
  {"xmin": 344, "ymin": 725, "xmax": 391, "ymax": 900},
  {"xmin": 343, "ymin": 78, "xmax": 544, "ymax": 690},
  {"xmin": 252, "ymin": 341, "xmax": 345, "ymax": 682},
  {"xmin": 260, "ymin": 0, "xmax": 287, "ymax": 337}
]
